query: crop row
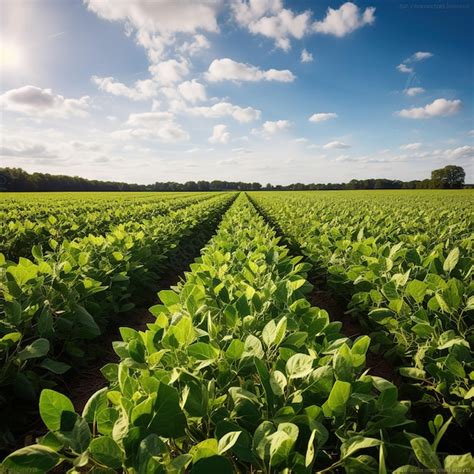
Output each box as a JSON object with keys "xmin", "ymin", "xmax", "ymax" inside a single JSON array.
[
  {"xmin": 0, "ymin": 193, "xmax": 235, "ymax": 447},
  {"xmin": 249, "ymin": 191, "xmax": 474, "ymax": 428},
  {"xmin": 3, "ymin": 194, "xmax": 471, "ymax": 472},
  {"xmin": 0, "ymin": 192, "xmax": 219, "ymax": 260}
]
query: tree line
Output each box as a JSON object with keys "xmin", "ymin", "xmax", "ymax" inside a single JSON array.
[{"xmin": 0, "ymin": 165, "xmax": 466, "ymax": 192}]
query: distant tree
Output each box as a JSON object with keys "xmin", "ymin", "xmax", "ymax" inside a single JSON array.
[{"xmin": 431, "ymin": 165, "xmax": 465, "ymax": 189}]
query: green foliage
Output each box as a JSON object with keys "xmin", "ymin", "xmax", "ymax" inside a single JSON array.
[
  {"xmin": 251, "ymin": 190, "xmax": 474, "ymax": 424},
  {"xmin": 3, "ymin": 193, "xmax": 469, "ymax": 472},
  {"xmin": 0, "ymin": 192, "xmax": 235, "ymax": 444}
]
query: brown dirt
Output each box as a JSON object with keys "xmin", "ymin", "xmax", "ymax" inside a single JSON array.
[{"xmin": 309, "ymin": 289, "xmax": 400, "ymax": 385}]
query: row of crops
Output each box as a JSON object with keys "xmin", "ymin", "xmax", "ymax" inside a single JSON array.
[
  {"xmin": 1, "ymin": 189, "xmax": 473, "ymax": 472},
  {"xmin": 249, "ymin": 191, "xmax": 473, "ymax": 428},
  {"xmin": 1, "ymin": 192, "xmax": 472, "ymax": 473},
  {"xmin": 0, "ymin": 192, "xmax": 220, "ymax": 259},
  {"xmin": 0, "ymin": 192, "xmax": 236, "ymax": 447}
]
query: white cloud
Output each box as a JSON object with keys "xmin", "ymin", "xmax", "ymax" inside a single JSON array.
[
  {"xmin": 0, "ymin": 141, "xmax": 57, "ymax": 158},
  {"xmin": 468, "ymin": 129, "xmax": 474, "ymax": 136},
  {"xmin": 397, "ymin": 63, "xmax": 413, "ymax": 74},
  {"xmin": 400, "ymin": 142, "xmax": 422, "ymax": 150},
  {"xmin": 85, "ymin": 0, "xmax": 220, "ymax": 61},
  {"xmin": 261, "ymin": 119, "xmax": 292, "ymax": 135},
  {"xmin": 442, "ymin": 145, "xmax": 473, "ymax": 160},
  {"xmin": 126, "ymin": 111, "xmax": 174, "ymax": 128},
  {"xmin": 112, "ymin": 111, "xmax": 189, "ymax": 142},
  {"xmin": 301, "ymin": 49, "xmax": 313, "ymax": 63},
  {"xmin": 313, "ymin": 2, "xmax": 375, "ymax": 37},
  {"xmin": 0, "ymin": 85, "xmax": 90, "ymax": 118},
  {"xmin": 149, "ymin": 59, "xmax": 189, "ymax": 84},
  {"xmin": 206, "ymin": 58, "xmax": 295, "ymax": 82},
  {"xmin": 309, "ymin": 112, "xmax": 338, "ymax": 123},
  {"xmin": 188, "ymin": 101, "xmax": 261, "ymax": 122},
  {"xmin": 232, "ymin": 0, "xmax": 311, "ymax": 51},
  {"xmin": 91, "ymin": 76, "xmax": 158, "ymax": 100},
  {"xmin": 177, "ymin": 34, "xmax": 211, "ymax": 56},
  {"xmin": 323, "ymin": 140, "xmax": 351, "ymax": 149},
  {"xmin": 405, "ymin": 51, "xmax": 433, "ymax": 63},
  {"xmin": 178, "ymin": 80, "xmax": 207, "ymax": 103},
  {"xmin": 396, "ymin": 98, "xmax": 462, "ymax": 119},
  {"xmin": 404, "ymin": 87, "xmax": 425, "ymax": 96},
  {"xmin": 209, "ymin": 124, "xmax": 230, "ymax": 144}
]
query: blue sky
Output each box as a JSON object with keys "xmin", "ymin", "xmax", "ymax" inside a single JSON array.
[{"xmin": 1, "ymin": 0, "xmax": 473, "ymax": 184}]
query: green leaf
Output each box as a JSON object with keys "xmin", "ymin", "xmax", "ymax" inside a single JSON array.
[
  {"xmin": 406, "ymin": 280, "xmax": 427, "ymax": 303},
  {"xmin": 382, "ymin": 281, "xmax": 398, "ymax": 301},
  {"xmin": 89, "ymin": 436, "xmax": 123, "ymax": 469},
  {"xmin": 188, "ymin": 342, "xmax": 219, "ymax": 361},
  {"xmin": 410, "ymin": 437, "xmax": 441, "ymax": 470},
  {"xmin": 40, "ymin": 358, "xmax": 71, "ymax": 375},
  {"xmin": 82, "ymin": 387, "xmax": 109, "ymax": 424},
  {"xmin": 444, "ymin": 453, "xmax": 474, "ymax": 473},
  {"xmin": 242, "ymin": 335, "xmax": 264, "ymax": 359},
  {"xmin": 327, "ymin": 380, "xmax": 351, "ymax": 414},
  {"xmin": 399, "ymin": 367, "xmax": 426, "ymax": 380},
  {"xmin": 341, "ymin": 436, "xmax": 382, "ymax": 459},
  {"xmin": 285, "ymin": 353, "xmax": 314, "ymax": 379},
  {"xmin": 269, "ymin": 371, "xmax": 287, "ymax": 396},
  {"xmin": 148, "ymin": 383, "xmax": 187, "ymax": 438},
  {"xmin": 443, "ymin": 247, "xmax": 459, "ymax": 273},
  {"xmin": 39, "ymin": 389, "xmax": 75, "ymax": 431},
  {"xmin": 18, "ymin": 338, "xmax": 50, "ymax": 361},
  {"xmin": 262, "ymin": 317, "xmax": 287, "ymax": 348},
  {"xmin": 158, "ymin": 289, "xmax": 180, "ymax": 307},
  {"xmin": 225, "ymin": 339, "xmax": 244, "ymax": 361},
  {"xmin": 218, "ymin": 431, "xmax": 241, "ymax": 455},
  {"xmin": 2, "ymin": 444, "xmax": 61, "ymax": 473},
  {"xmin": 190, "ymin": 439, "xmax": 219, "ymax": 464},
  {"xmin": 305, "ymin": 429, "xmax": 317, "ymax": 468},
  {"xmin": 351, "ymin": 336, "xmax": 370, "ymax": 368}
]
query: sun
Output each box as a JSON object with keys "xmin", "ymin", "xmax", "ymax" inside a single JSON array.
[{"xmin": 0, "ymin": 39, "xmax": 23, "ymax": 71}]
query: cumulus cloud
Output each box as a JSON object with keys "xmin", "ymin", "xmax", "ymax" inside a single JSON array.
[
  {"xmin": 404, "ymin": 87, "xmax": 425, "ymax": 96},
  {"xmin": 442, "ymin": 145, "xmax": 473, "ymax": 160},
  {"xmin": 85, "ymin": 0, "xmax": 220, "ymax": 61},
  {"xmin": 0, "ymin": 85, "xmax": 90, "ymax": 118},
  {"xmin": 263, "ymin": 119, "xmax": 291, "ymax": 134},
  {"xmin": 178, "ymin": 80, "xmax": 207, "ymax": 103},
  {"xmin": 400, "ymin": 142, "xmax": 422, "ymax": 150},
  {"xmin": 301, "ymin": 49, "xmax": 313, "ymax": 63},
  {"xmin": 112, "ymin": 111, "xmax": 189, "ymax": 142},
  {"xmin": 149, "ymin": 58, "xmax": 189, "ymax": 84},
  {"xmin": 209, "ymin": 124, "xmax": 230, "ymax": 144},
  {"xmin": 91, "ymin": 76, "xmax": 159, "ymax": 100},
  {"xmin": 309, "ymin": 112, "xmax": 338, "ymax": 123},
  {"xmin": 323, "ymin": 140, "xmax": 351, "ymax": 149},
  {"xmin": 404, "ymin": 51, "xmax": 433, "ymax": 63},
  {"xmin": 187, "ymin": 101, "xmax": 261, "ymax": 122},
  {"xmin": 206, "ymin": 58, "xmax": 295, "ymax": 82},
  {"xmin": 397, "ymin": 51, "xmax": 432, "ymax": 76},
  {"xmin": 313, "ymin": 2, "xmax": 375, "ymax": 37},
  {"xmin": 396, "ymin": 98, "xmax": 462, "ymax": 119},
  {"xmin": 177, "ymin": 34, "xmax": 211, "ymax": 56},
  {"xmin": 0, "ymin": 141, "xmax": 57, "ymax": 158},
  {"xmin": 397, "ymin": 63, "xmax": 413, "ymax": 74},
  {"xmin": 232, "ymin": 0, "xmax": 311, "ymax": 51}
]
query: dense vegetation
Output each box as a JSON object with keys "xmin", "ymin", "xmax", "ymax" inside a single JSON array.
[
  {"xmin": 0, "ymin": 189, "xmax": 472, "ymax": 472},
  {"xmin": 1, "ymin": 165, "xmax": 467, "ymax": 192},
  {"xmin": 0, "ymin": 192, "xmax": 236, "ymax": 447},
  {"xmin": 250, "ymin": 191, "xmax": 473, "ymax": 425}
]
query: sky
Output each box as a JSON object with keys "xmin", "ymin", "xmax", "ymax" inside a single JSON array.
[{"xmin": 0, "ymin": 0, "xmax": 473, "ymax": 185}]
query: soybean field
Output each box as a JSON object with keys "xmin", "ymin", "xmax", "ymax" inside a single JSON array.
[{"xmin": 1, "ymin": 190, "xmax": 473, "ymax": 473}]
